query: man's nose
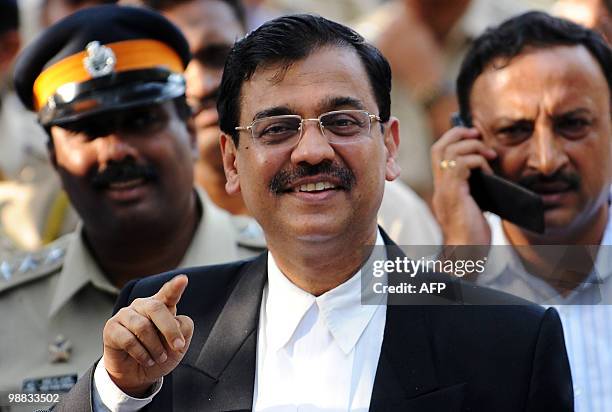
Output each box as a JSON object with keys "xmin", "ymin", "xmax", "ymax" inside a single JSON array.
[
  {"xmin": 96, "ymin": 134, "xmax": 139, "ymax": 168},
  {"xmin": 290, "ymin": 120, "xmax": 335, "ymax": 166},
  {"xmin": 526, "ymin": 126, "xmax": 569, "ymax": 176}
]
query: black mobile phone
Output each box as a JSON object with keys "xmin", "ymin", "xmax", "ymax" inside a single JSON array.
[{"xmin": 450, "ymin": 113, "xmax": 545, "ymax": 233}]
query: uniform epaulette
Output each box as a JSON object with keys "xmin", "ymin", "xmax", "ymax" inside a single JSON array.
[{"xmin": 0, "ymin": 235, "xmax": 70, "ymax": 295}]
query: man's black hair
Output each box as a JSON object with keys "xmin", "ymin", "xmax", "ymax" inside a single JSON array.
[
  {"xmin": 141, "ymin": 0, "xmax": 246, "ymax": 30},
  {"xmin": 457, "ymin": 11, "xmax": 612, "ymax": 125},
  {"xmin": 217, "ymin": 13, "xmax": 392, "ymax": 146},
  {"xmin": 0, "ymin": 0, "xmax": 19, "ymax": 34}
]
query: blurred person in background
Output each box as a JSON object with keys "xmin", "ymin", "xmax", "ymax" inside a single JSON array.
[
  {"xmin": 356, "ymin": 0, "xmax": 525, "ymax": 199},
  {"xmin": 138, "ymin": 0, "xmax": 252, "ymax": 217},
  {"xmin": 126, "ymin": 0, "xmax": 266, "ymax": 248},
  {"xmin": 263, "ymin": 0, "xmax": 380, "ymax": 26},
  {"xmin": 40, "ymin": 0, "xmax": 118, "ymax": 27},
  {"xmin": 0, "ymin": 0, "xmax": 19, "ymax": 92},
  {"xmin": 0, "ymin": 0, "xmax": 79, "ymax": 252},
  {"xmin": 222, "ymin": 0, "xmax": 375, "ymax": 31},
  {"xmin": 0, "ymin": 5, "xmax": 261, "ymax": 401},
  {"xmin": 241, "ymin": 0, "xmax": 280, "ymax": 30},
  {"xmin": 554, "ymin": 0, "xmax": 612, "ymax": 43},
  {"xmin": 0, "ymin": 0, "xmax": 24, "ymax": 184},
  {"xmin": 431, "ymin": 12, "xmax": 612, "ymax": 411}
]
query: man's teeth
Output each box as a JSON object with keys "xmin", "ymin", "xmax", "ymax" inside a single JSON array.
[
  {"xmin": 298, "ymin": 182, "xmax": 337, "ymax": 192},
  {"xmin": 108, "ymin": 178, "xmax": 144, "ymax": 190}
]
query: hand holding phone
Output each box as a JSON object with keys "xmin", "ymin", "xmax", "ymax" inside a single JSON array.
[
  {"xmin": 431, "ymin": 125, "xmax": 496, "ymax": 244},
  {"xmin": 431, "ymin": 117, "xmax": 545, "ymax": 246},
  {"xmin": 451, "ymin": 114, "xmax": 545, "ymax": 234}
]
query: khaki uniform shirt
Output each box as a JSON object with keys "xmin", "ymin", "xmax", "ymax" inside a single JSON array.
[{"xmin": 0, "ymin": 189, "xmax": 264, "ymax": 410}]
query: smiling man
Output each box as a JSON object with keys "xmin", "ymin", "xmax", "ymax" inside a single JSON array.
[
  {"xmin": 138, "ymin": 0, "xmax": 441, "ymax": 247},
  {"xmin": 0, "ymin": 5, "xmax": 257, "ymax": 399},
  {"xmin": 56, "ymin": 14, "xmax": 572, "ymax": 412},
  {"xmin": 137, "ymin": 0, "xmax": 249, "ymax": 215},
  {"xmin": 431, "ymin": 11, "xmax": 612, "ymax": 411}
]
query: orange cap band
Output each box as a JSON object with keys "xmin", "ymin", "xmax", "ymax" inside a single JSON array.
[{"xmin": 33, "ymin": 39, "xmax": 184, "ymax": 110}]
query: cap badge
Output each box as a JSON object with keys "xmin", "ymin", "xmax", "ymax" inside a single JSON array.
[{"xmin": 83, "ymin": 41, "xmax": 116, "ymax": 77}]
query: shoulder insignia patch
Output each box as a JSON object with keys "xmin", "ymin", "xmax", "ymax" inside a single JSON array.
[{"xmin": 0, "ymin": 235, "xmax": 70, "ymax": 295}]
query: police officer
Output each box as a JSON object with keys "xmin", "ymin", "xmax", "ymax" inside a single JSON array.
[{"xmin": 0, "ymin": 5, "xmax": 263, "ymax": 408}]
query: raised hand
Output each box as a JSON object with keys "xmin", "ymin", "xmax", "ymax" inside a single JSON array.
[{"xmin": 101, "ymin": 275, "xmax": 194, "ymax": 397}]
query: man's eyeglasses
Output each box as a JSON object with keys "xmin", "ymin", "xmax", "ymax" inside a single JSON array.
[{"xmin": 235, "ymin": 109, "xmax": 382, "ymax": 148}]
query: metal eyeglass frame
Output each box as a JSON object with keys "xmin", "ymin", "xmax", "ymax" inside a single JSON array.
[{"xmin": 234, "ymin": 109, "xmax": 382, "ymax": 146}]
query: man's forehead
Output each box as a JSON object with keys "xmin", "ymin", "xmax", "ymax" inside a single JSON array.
[
  {"xmin": 238, "ymin": 46, "xmax": 377, "ymax": 117},
  {"xmin": 248, "ymin": 96, "xmax": 368, "ymax": 121},
  {"xmin": 472, "ymin": 45, "xmax": 609, "ymax": 105},
  {"xmin": 480, "ymin": 45, "xmax": 605, "ymax": 85}
]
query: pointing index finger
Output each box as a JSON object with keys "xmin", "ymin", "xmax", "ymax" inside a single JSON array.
[{"xmin": 154, "ymin": 274, "xmax": 188, "ymax": 310}]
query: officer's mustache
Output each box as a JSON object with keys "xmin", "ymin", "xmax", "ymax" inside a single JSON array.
[
  {"xmin": 91, "ymin": 160, "xmax": 158, "ymax": 190},
  {"xmin": 517, "ymin": 170, "xmax": 581, "ymax": 192},
  {"xmin": 269, "ymin": 162, "xmax": 356, "ymax": 194}
]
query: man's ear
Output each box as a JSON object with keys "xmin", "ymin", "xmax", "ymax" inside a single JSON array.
[
  {"xmin": 383, "ymin": 116, "xmax": 401, "ymax": 181},
  {"xmin": 220, "ymin": 133, "xmax": 241, "ymax": 195}
]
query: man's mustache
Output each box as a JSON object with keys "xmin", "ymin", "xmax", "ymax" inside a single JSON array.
[
  {"xmin": 269, "ymin": 162, "xmax": 356, "ymax": 194},
  {"xmin": 517, "ymin": 170, "xmax": 581, "ymax": 192},
  {"xmin": 91, "ymin": 161, "xmax": 158, "ymax": 189}
]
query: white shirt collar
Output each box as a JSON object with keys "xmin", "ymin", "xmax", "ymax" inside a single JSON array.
[{"xmin": 265, "ymin": 229, "xmax": 385, "ymax": 355}]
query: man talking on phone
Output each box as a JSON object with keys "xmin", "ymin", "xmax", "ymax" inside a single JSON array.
[
  {"xmin": 55, "ymin": 14, "xmax": 573, "ymax": 412},
  {"xmin": 431, "ymin": 11, "xmax": 611, "ymax": 412}
]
